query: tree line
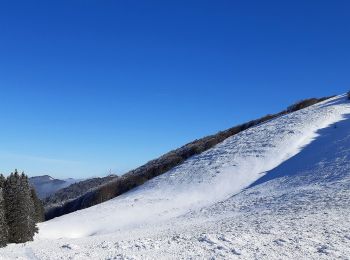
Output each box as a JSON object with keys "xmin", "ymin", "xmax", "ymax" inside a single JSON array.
[{"xmin": 0, "ymin": 170, "xmax": 44, "ymax": 247}]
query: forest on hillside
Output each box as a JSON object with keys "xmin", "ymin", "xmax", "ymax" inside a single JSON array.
[{"xmin": 0, "ymin": 170, "xmax": 44, "ymax": 247}]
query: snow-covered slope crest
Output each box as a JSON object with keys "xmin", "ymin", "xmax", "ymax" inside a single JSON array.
[
  {"xmin": 35, "ymin": 94, "xmax": 350, "ymax": 240},
  {"xmin": 1, "ymin": 95, "xmax": 349, "ymax": 260}
]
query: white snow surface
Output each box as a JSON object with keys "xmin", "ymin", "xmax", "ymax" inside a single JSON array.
[{"xmin": 1, "ymin": 95, "xmax": 349, "ymax": 259}]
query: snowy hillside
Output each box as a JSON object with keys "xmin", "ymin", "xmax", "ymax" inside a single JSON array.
[{"xmin": 1, "ymin": 95, "xmax": 349, "ymax": 259}]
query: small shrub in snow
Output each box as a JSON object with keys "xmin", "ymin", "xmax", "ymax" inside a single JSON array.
[{"xmin": 287, "ymin": 99, "xmax": 320, "ymax": 112}]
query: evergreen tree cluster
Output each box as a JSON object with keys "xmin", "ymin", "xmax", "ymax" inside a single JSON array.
[{"xmin": 0, "ymin": 170, "xmax": 44, "ymax": 247}]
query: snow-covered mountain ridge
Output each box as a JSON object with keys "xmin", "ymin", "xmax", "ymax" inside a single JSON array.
[
  {"xmin": 1, "ymin": 94, "xmax": 349, "ymax": 259},
  {"xmin": 44, "ymin": 97, "xmax": 328, "ymax": 221},
  {"xmin": 29, "ymin": 175, "xmax": 79, "ymax": 199}
]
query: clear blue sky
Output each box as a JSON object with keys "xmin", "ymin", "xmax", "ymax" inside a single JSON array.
[{"xmin": 0, "ymin": 1, "xmax": 349, "ymax": 178}]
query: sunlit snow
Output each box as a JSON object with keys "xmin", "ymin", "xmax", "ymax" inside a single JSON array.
[{"xmin": 1, "ymin": 95, "xmax": 349, "ymax": 259}]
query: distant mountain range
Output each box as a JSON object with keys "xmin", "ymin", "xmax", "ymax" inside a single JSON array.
[
  {"xmin": 43, "ymin": 174, "xmax": 118, "ymax": 210},
  {"xmin": 29, "ymin": 175, "xmax": 79, "ymax": 199}
]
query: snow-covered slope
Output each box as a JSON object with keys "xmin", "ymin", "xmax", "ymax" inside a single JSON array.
[{"xmin": 1, "ymin": 95, "xmax": 349, "ymax": 259}]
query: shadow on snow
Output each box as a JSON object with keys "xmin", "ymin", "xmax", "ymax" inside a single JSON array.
[{"xmin": 249, "ymin": 110, "xmax": 350, "ymax": 189}]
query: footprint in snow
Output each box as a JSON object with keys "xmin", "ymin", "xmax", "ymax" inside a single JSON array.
[
  {"xmin": 217, "ymin": 235, "xmax": 231, "ymax": 243},
  {"xmin": 231, "ymin": 248, "xmax": 241, "ymax": 255},
  {"xmin": 273, "ymin": 238, "xmax": 286, "ymax": 246},
  {"xmin": 61, "ymin": 244, "xmax": 80, "ymax": 250},
  {"xmin": 317, "ymin": 245, "xmax": 331, "ymax": 255},
  {"xmin": 198, "ymin": 234, "xmax": 216, "ymax": 245}
]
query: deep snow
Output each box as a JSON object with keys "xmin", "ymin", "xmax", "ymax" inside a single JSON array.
[{"xmin": 1, "ymin": 94, "xmax": 349, "ymax": 259}]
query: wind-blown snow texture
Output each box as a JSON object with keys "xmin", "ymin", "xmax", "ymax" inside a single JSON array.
[{"xmin": 1, "ymin": 95, "xmax": 349, "ymax": 259}]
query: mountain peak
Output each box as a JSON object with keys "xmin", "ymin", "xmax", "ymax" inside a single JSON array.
[{"xmin": 29, "ymin": 175, "xmax": 78, "ymax": 199}]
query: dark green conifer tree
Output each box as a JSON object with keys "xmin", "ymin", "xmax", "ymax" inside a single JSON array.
[
  {"xmin": 5, "ymin": 170, "xmax": 37, "ymax": 243},
  {"xmin": 19, "ymin": 172, "xmax": 37, "ymax": 241},
  {"xmin": 31, "ymin": 188, "xmax": 45, "ymax": 223},
  {"xmin": 0, "ymin": 174, "xmax": 8, "ymax": 247},
  {"xmin": 4, "ymin": 170, "xmax": 20, "ymax": 243}
]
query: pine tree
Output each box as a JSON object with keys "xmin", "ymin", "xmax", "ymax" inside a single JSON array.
[
  {"xmin": 4, "ymin": 171, "xmax": 20, "ymax": 243},
  {"xmin": 5, "ymin": 170, "xmax": 37, "ymax": 243},
  {"xmin": 19, "ymin": 172, "xmax": 37, "ymax": 241},
  {"xmin": 30, "ymin": 188, "xmax": 45, "ymax": 223},
  {"xmin": 0, "ymin": 174, "xmax": 8, "ymax": 247}
]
